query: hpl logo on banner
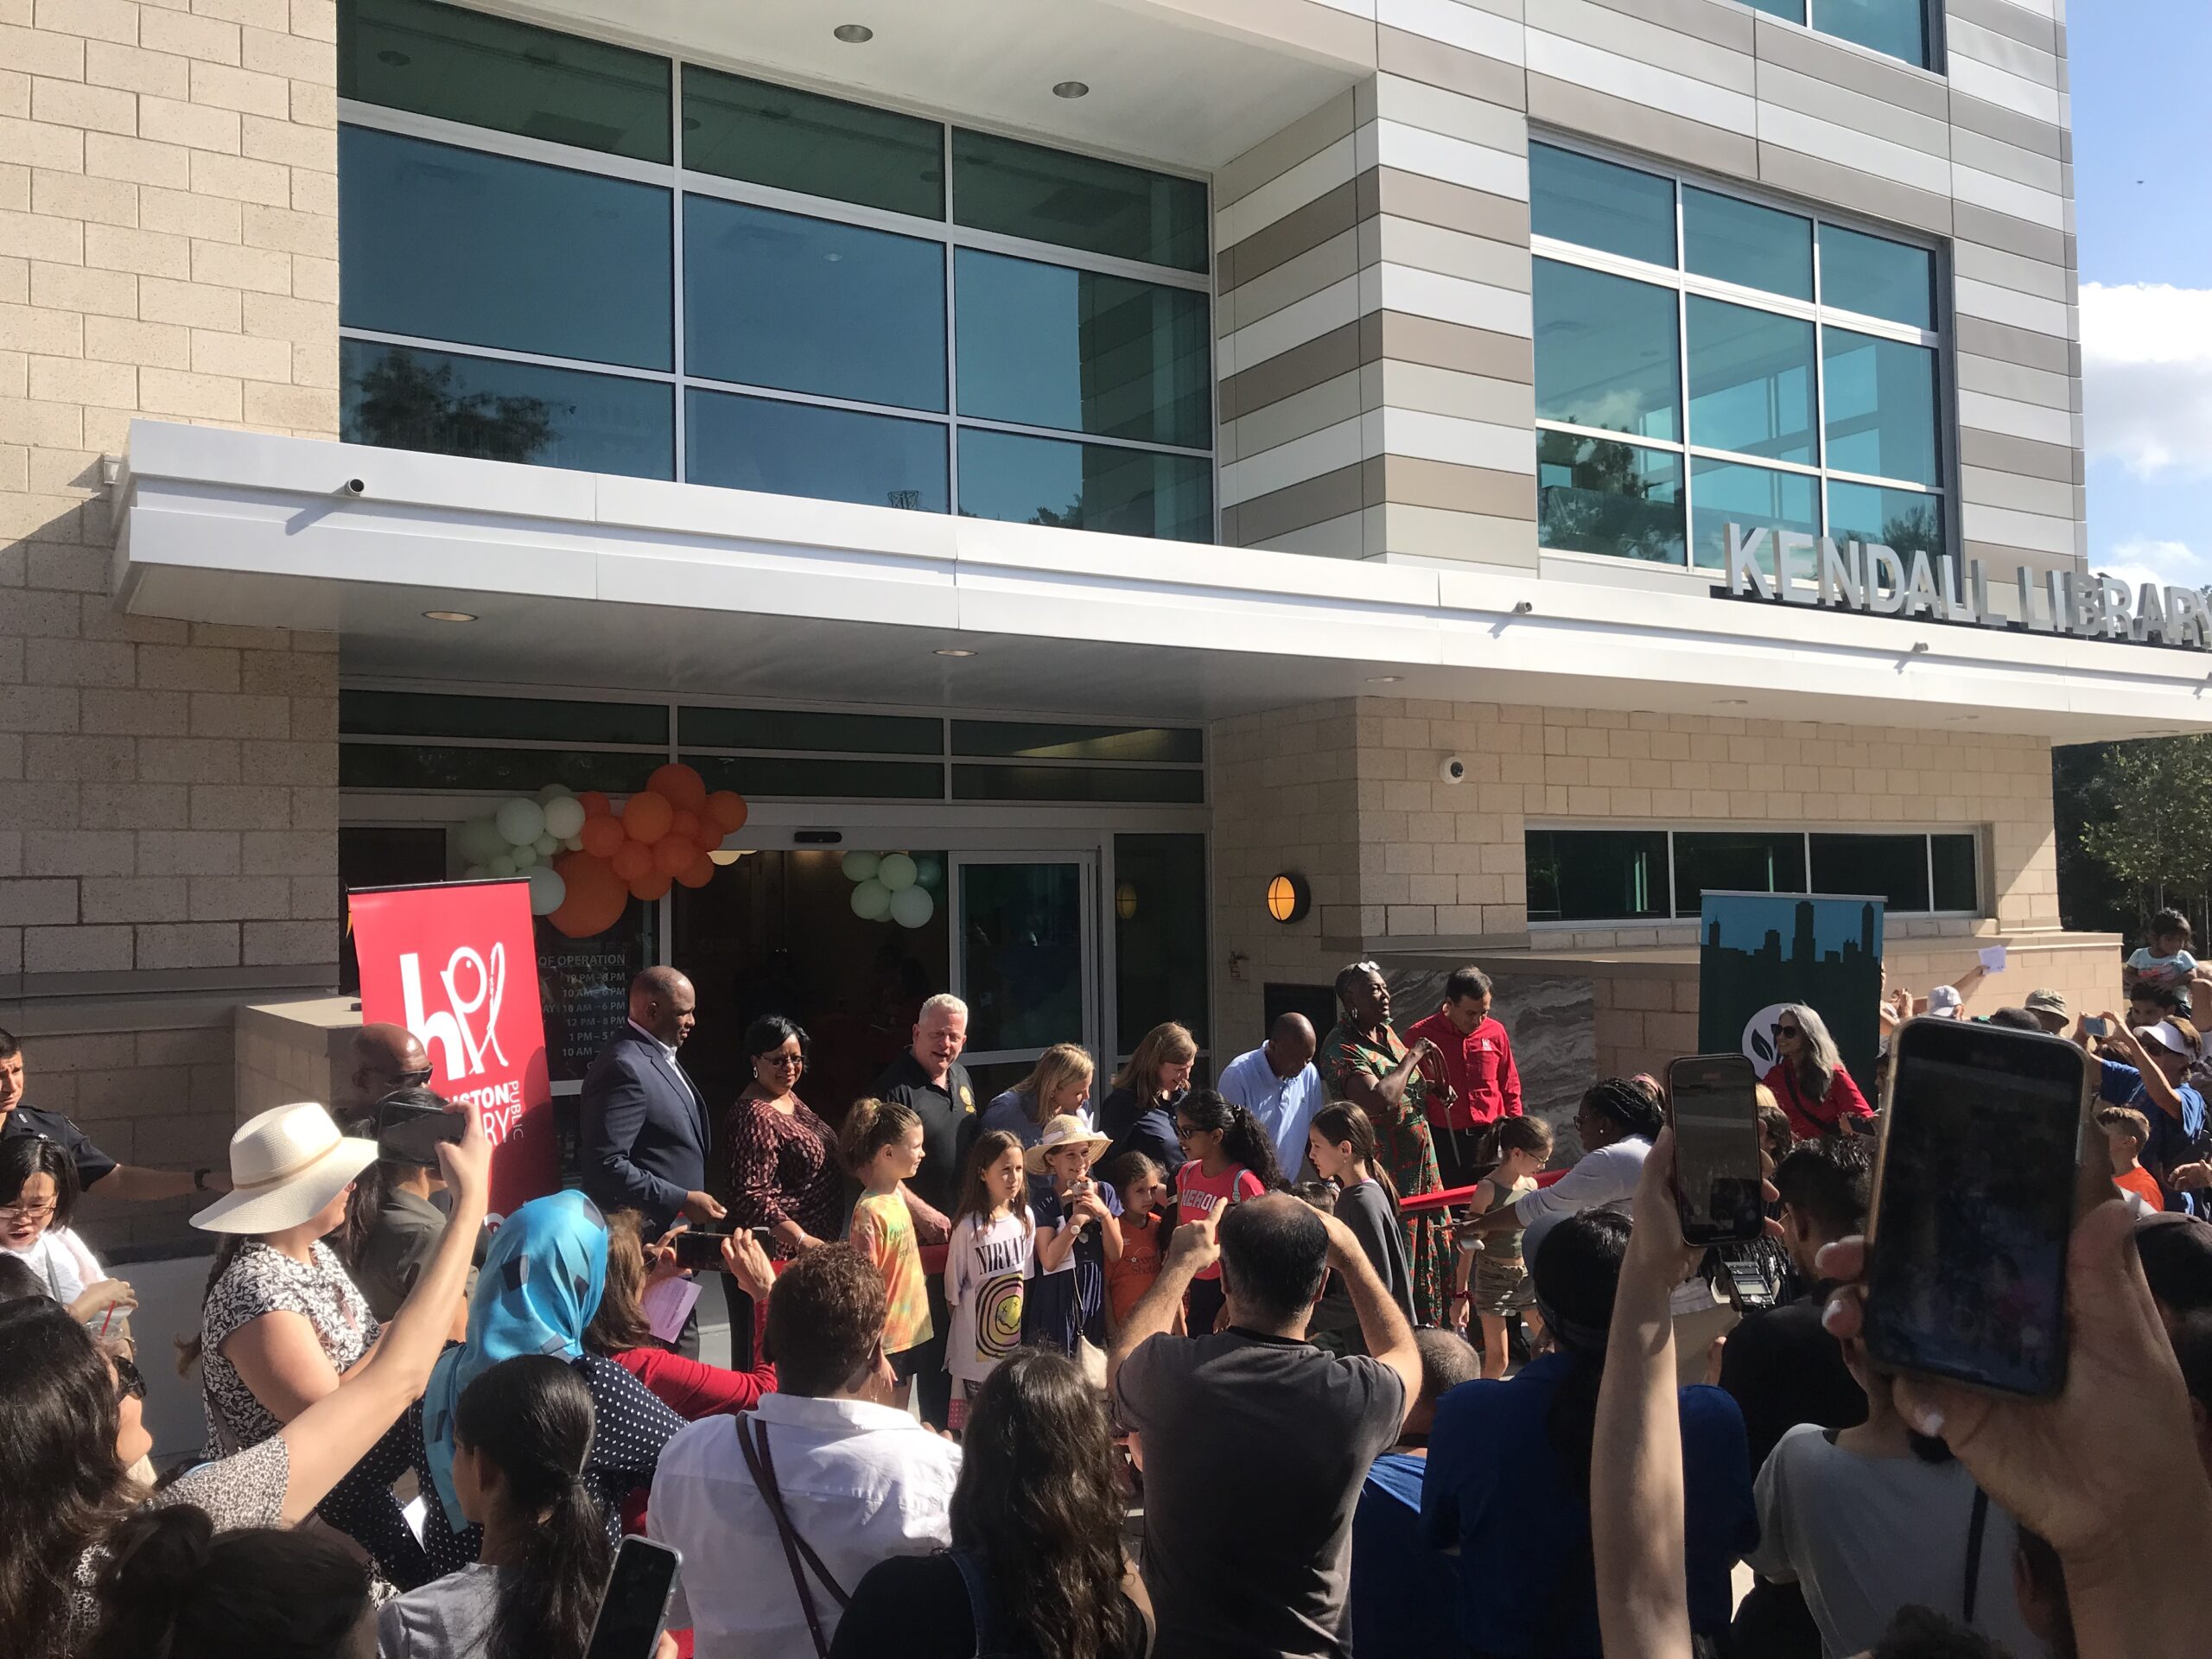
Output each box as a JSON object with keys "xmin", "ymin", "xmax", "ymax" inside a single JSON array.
[{"xmin": 351, "ymin": 879, "xmax": 558, "ymax": 1216}]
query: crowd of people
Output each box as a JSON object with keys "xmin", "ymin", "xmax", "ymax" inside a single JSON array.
[{"xmin": 1, "ymin": 918, "xmax": 2210, "ymax": 1659}]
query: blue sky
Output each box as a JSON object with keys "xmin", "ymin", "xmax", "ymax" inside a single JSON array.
[{"xmin": 2070, "ymin": 2, "xmax": 2212, "ymax": 590}]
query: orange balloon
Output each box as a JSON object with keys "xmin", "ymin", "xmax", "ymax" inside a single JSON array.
[
  {"xmin": 652, "ymin": 835, "xmax": 695, "ymax": 877},
  {"xmin": 575, "ymin": 791, "xmax": 612, "ymax": 819},
  {"xmin": 611, "ymin": 839, "xmax": 653, "ymax": 881},
  {"xmin": 646, "ymin": 763, "xmax": 708, "ymax": 812},
  {"xmin": 620, "ymin": 791, "xmax": 674, "ymax": 844},
  {"xmin": 547, "ymin": 852, "xmax": 627, "ymax": 938},
  {"xmin": 677, "ymin": 853, "xmax": 715, "ymax": 888},
  {"xmin": 629, "ymin": 872, "xmax": 673, "ymax": 901},
  {"xmin": 705, "ymin": 791, "xmax": 749, "ymax": 833},
  {"xmin": 580, "ymin": 816, "xmax": 626, "ymax": 858},
  {"xmin": 670, "ymin": 809, "xmax": 702, "ymax": 844}
]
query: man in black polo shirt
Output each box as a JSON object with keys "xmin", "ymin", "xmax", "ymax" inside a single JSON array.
[
  {"xmin": 0, "ymin": 1027, "xmax": 233, "ymax": 1202},
  {"xmin": 1719, "ymin": 1135, "xmax": 1872, "ymax": 1656},
  {"xmin": 870, "ymin": 991, "xmax": 976, "ymax": 1427}
]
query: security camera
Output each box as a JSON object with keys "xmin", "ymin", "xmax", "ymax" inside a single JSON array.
[
  {"xmin": 341, "ymin": 478, "xmax": 365, "ymax": 496},
  {"xmin": 1439, "ymin": 755, "xmax": 1469, "ymax": 785}
]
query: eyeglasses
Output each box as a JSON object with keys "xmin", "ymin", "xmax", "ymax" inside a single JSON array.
[
  {"xmin": 1772, "ymin": 1024, "xmax": 1803, "ymax": 1039},
  {"xmin": 0, "ymin": 1198, "xmax": 56, "ymax": 1224},
  {"xmin": 760, "ymin": 1053, "xmax": 804, "ymax": 1069},
  {"xmin": 113, "ymin": 1355, "xmax": 145, "ymax": 1403},
  {"xmin": 1173, "ymin": 1123, "xmax": 1199, "ymax": 1141}
]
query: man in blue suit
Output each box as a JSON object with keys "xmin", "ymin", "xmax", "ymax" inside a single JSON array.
[{"xmin": 581, "ymin": 965, "xmax": 725, "ymax": 1353}]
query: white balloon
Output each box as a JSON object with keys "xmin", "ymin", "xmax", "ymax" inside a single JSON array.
[
  {"xmin": 532, "ymin": 831, "xmax": 558, "ymax": 855},
  {"xmin": 563, "ymin": 834, "xmax": 584, "ymax": 852},
  {"xmin": 509, "ymin": 842, "xmax": 538, "ymax": 870},
  {"xmin": 542, "ymin": 797, "xmax": 587, "ymax": 840},
  {"xmin": 877, "ymin": 852, "xmax": 918, "ymax": 892},
  {"xmin": 487, "ymin": 853, "xmax": 518, "ymax": 878},
  {"xmin": 889, "ymin": 883, "xmax": 935, "ymax": 929},
  {"xmin": 495, "ymin": 798, "xmax": 546, "ymax": 847},
  {"xmin": 526, "ymin": 863, "xmax": 567, "ymax": 915},
  {"xmin": 850, "ymin": 878, "xmax": 893, "ymax": 920},
  {"xmin": 536, "ymin": 782, "xmax": 574, "ymax": 803},
  {"xmin": 842, "ymin": 851, "xmax": 880, "ymax": 883},
  {"xmin": 456, "ymin": 817, "xmax": 506, "ymax": 865},
  {"xmin": 462, "ymin": 863, "xmax": 487, "ymax": 880}
]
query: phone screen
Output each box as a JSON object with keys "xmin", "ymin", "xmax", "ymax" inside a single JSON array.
[
  {"xmin": 584, "ymin": 1535, "xmax": 682, "ymax": 1659},
  {"xmin": 671, "ymin": 1230, "xmax": 730, "ymax": 1273},
  {"xmin": 2081, "ymin": 1015, "xmax": 2109, "ymax": 1039},
  {"xmin": 1865, "ymin": 1018, "xmax": 2088, "ymax": 1398},
  {"xmin": 1667, "ymin": 1053, "xmax": 1766, "ymax": 1245}
]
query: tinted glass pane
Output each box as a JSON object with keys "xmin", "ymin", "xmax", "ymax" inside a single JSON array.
[
  {"xmin": 340, "ymin": 125, "xmax": 671, "ymax": 369},
  {"xmin": 1529, "ymin": 143, "xmax": 1675, "ymax": 266},
  {"xmin": 951, "ymin": 129, "xmax": 1206, "ymax": 272},
  {"xmin": 952, "ymin": 766, "xmax": 1205, "ymax": 804},
  {"xmin": 952, "ymin": 721, "xmax": 1202, "ymax": 763},
  {"xmin": 1931, "ymin": 834, "xmax": 1980, "ymax": 912},
  {"xmin": 1827, "ymin": 480, "xmax": 1943, "ymax": 559},
  {"xmin": 680, "ymin": 708, "xmax": 943, "ymax": 754},
  {"xmin": 685, "ymin": 390, "xmax": 947, "ymax": 512},
  {"xmin": 959, "ymin": 861, "xmax": 1084, "ymax": 1052},
  {"xmin": 1742, "ymin": 0, "xmax": 1806, "ymax": 16},
  {"xmin": 957, "ymin": 430, "xmax": 1211, "ymax": 542},
  {"xmin": 681, "ymin": 65, "xmax": 943, "ymax": 219},
  {"xmin": 1674, "ymin": 831, "xmax": 1809, "ymax": 918},
  {"xmin": 1537, "ymin": 430, "xmax": 1685, "ymax": 564},
  {"xmin": 340, "ymin": 340, "xmax": 672, "ymax": 477},
  {"xmin": 1820, "ymin": 225, "xmax": 1936, "ymax": 329},
  {"xmin": 1116, "ymin": 833, "xmax": 1210, "ymax": 1053},
  {"xmin": 955, "ymin": 250, "xmax": 1208, "ymax": 448},
  {"xmin": 1534, "ymin": 260, "xmax": 1681, "ymax": 441},
  {"xmin": 1526, "ymin": 830, "xmax": 1670, "ymax": 923},
  {"xmin": 1683, "ymin": 187, "xmax": 1813, "ymax": 300},
  {"xmin": 343, "ymin": 690, "xmax": 667, "ymax": 744},
  {"xmin": 340, "ymin": 0, "xmax": 670, "ymax": 162},
  {"xmin": 1812, "ymin": 0, "xmax": 1929, "ymax": 67},
  {"xmin": 1810, "ymin": 833, "xmax": 1930, "ymax": 912},
  {"xmin": 684, "ymin": 197, "xmax": 944, "ymax": 411},
  {"xmin": 686, "ymin": 754, "xmax": 944, "ymax": 798},
  {"xmin": 1687, "ymin": 296, "xmax": 1816, "ymax": 463},
  {"xmin": 1691, "ymin": 457, "xmax": 1818, "ymax": 571},
  {"xmin": 340, "ymin": 743, "xmax": 657, "ymax": 791},
  {"xmin": 1823, "ymin": 328, "xmax": 1939, "ymax": 486}
]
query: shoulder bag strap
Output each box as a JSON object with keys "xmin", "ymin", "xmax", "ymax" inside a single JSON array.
[
  {"xmin": 735, "ymin": 1416, "xmax": 849, "ymax": 1659},
  {"xmin": 1962, "ymin": 1486, "xmax": 1991, "ymax": 1625}
]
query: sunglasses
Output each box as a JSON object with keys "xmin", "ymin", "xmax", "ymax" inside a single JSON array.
[
  {"xmin": 1772, "ymin": 1024, "xmax": 1803, "ymax": 1039},
  {"xmin": 384, "ymin": 1067, "xmax": 434, "ymax": 1089},
  {"xmin": 1174, "ymin": 1123, "xmax": 1202, "ymax": 1141},
  {"xmin": 114, "ymin": 1354, "xmax": 145, "ymax": 1403}
]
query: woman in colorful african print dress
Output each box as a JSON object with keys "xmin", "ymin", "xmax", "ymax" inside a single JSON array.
[{"xmin": 1319, "ymin": 961, "xmax": 1452, "ymax": 1326}]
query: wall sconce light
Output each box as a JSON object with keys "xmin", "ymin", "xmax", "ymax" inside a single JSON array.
[
  {"xmin": 1266, "ymin": 872, "xmax": 1312, "ymax": 925},
  {"xmin": 1115, "ymin": 880, "xmax": 1137, "ymax": 920}
]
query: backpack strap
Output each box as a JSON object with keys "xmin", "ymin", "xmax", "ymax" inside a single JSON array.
[
  {"xmin": 735, "ymin": 1415, "xmax": 849, "ymax": 1659},
  {"xmin": 1962, "ymin": 1488, "xmax": 1991, "ymax": 1625}
]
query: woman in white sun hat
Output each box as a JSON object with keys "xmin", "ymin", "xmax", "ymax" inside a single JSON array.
[{"xmin": 182, "ymin": 1099, "xmax": 440, "ymax": 1586}]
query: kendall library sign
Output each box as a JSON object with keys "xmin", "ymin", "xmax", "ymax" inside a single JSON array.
[{"xmin": 1719, "ymin": 524, "xmax": 2212, "ymax": 652}]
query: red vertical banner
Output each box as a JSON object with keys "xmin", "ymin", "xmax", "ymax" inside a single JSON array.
[{"xmin": 350, "ymin": 879, "xmax": 558, "ymax": 1217}]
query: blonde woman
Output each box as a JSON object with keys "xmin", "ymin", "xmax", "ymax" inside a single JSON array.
[
  {"xmin": 981, "ymin": 1043, "xmax": 1098, "ymax": 1151},
  {"xmin": 1100, "ymin": 1021, "xmax": 1197, "ymax": 1175}
]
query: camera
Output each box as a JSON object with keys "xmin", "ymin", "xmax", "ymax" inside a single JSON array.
[{"xmin": 1439, "ymin": 755, "xmax": 1468, "ymax": 785}]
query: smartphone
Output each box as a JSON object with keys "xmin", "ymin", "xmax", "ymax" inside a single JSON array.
[
  {"xmin": 671, "ymin": 1230, "xmax": 731, "ymax": 1272},
  {"xmin": 1665, "ymin": 1053, "xmax": 1767, "ymax": 1245},
  {"xmin": 1864, "ymin": 1016, "xmax": 2091, "ymax": 1398},
  {"xmin": 375, "ymin": 1098, "xmax": 465, "ymax": 1166},
  {"xmin": 2080, "ymin": 1014, "xmax": 2109, "ymax": 1039},
  {"xmin": 583, "ymin": 1535, "xmax": 682, "ymax": 1659}
]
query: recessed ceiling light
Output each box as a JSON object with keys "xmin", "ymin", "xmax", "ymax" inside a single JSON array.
[
  {"xmin": 1715, "ymin": 698, "xmax": 1748, "ymax": 706},
  {"xmin": 1052, "ymin": 80, "xmax": 1090, "ymax": 99},
  {"xmin": 833, "ymin": 23, "xmax": 874, "ymax": 43},
  {"xmin": 423, "ymin": 609, "xmax": 477, "ymax": 624},
  {"xmin": 934, "ymin": 647, "xmax": 976, "ymax": 658},
  {"xmin": 1366, "ymin": 676, "xmax": 1402, "ymax": 684}
]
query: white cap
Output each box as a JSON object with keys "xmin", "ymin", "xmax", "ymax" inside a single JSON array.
[
  {"xmin": 2134, "ymin": 1020, "xmax": 2200, "ymax": 1060},
  {"xmin": 1928, "ymin": 984, "xmax": 1964, "ymax": 1016}
]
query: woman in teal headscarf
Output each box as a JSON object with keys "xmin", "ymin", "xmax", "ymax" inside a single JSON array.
[{"xmin": 406, "ymin": 1190, "xmax": 688, "ymax": 1573}]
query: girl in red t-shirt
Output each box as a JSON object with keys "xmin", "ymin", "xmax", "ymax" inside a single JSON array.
[{"xmin": 1171, "ymin": 1089, "xmax": 1284, "ymax": 1335}]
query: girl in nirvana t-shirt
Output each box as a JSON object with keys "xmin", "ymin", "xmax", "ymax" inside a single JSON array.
[{"xmin": 944, "ymin": 1130, "xmax": 1034, "ymax": 1432}]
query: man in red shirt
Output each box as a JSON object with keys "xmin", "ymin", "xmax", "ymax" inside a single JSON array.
[{"xmin": 1403, "ymin": 966, "xmax": 1522, "ymax": 1191}]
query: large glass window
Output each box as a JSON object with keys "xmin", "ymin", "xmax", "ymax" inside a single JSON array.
[
  {"xmin": 339, "ymin": 126, "xmax": 671, "ymax": 370},
  {"xmin": 336, "ymin": 0, "xmax": 1210, "ymax": 537},
  {"xmin": 340, "ymin": 340, "xmax": 673, "ymax": 478},
  {"xmin": 1528, "ymin": 827, "xmax": 1981, "ymax": 922},
  {"xmin": 1531, "ymin": 144, "xmax": 1943, "ymax": 571},
  {"xmin": 1733, "ymin": 0, "xmax": 1933, "ymax": 67},
  {"xmin": 684, "ymin": 198, "xmax": 945, "ymax": 411}
]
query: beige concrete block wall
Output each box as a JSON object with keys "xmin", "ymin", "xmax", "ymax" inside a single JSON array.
[{"xmin": 2, "ymin": 0, "xmax": 344, "ymax": 1246}]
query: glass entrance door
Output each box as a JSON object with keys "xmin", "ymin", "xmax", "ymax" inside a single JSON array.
[{"xmin": 951, "ymin": 855, "xmax": 1098, "ymax": 1103}]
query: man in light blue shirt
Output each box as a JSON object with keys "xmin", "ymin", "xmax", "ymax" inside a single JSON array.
[{"xmin": 1218, "ymin": 1013, "xmax": 1324, "ymax": 1176}]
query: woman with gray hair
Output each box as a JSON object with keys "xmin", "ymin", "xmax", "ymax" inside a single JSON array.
[{"xmin": 1759, "ymin": 1003, "xmax": 1874, "ymax": 1139}]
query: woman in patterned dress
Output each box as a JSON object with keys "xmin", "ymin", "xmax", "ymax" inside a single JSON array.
[{"xmin": 1319, "ymin": 961, "xmax": 1453, "ymax": 1326}]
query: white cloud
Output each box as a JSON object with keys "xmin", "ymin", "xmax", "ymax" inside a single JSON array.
[
  {"xmin": 2090, "ymin": 537, "xmax": 2211, "ymax": 593},
  {"xmin": 2080, "ymin": 283, "xmax": 2212, "ymax": 478}
]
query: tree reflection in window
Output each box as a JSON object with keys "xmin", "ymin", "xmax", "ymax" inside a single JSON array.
[
  {"xmin": 1536, "ymin": 429, "xmax": 1686, "ymax": 564},
  {"xmin": 348, "ymin": 349, "xmax": 557, "ymax": 463}
]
